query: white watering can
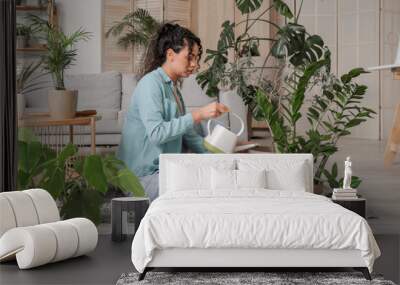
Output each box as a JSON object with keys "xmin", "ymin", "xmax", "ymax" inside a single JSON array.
[{"xmin": 204, "ymin": 112, "xmax": 245, "ymax": 153}]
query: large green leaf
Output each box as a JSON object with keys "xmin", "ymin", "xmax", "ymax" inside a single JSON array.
[
  {"xmin": 291, "ymin": 59, "xmax": 327, "ymax": 123},
  {"xmin": 18, "ymin": 140, "xmax": 42, "ymax": 174},
  {"xmin": 60, "ymin": 186, "xmax": 103, "ymax": 225},
  {"xmin": 271, "ymin": 23, "xmax": 326, "ymax": 66},
  {"xmin": 236, "ymin": 0, "xmax": 264, "ymax": 14},
  {"xmin": 115, "ymin": 168, "xmax": 145, "ymax": 197},
  {"xmin": 272, "ymin": 0, "xmax": 293, "ymax": 19},
  {"xmin": 40, "ymin": 161, "xmax": 64, "ymax": 199},
  {"xmin": 83, "ymin": 155, "xmax": 108, "ymax": 193},
  {"xmin": 57, "ymin": 143, "xmax": 78, "ymax": 166}
]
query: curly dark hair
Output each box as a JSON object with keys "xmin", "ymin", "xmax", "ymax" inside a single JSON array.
[{"xmin": 139, "ymin": 23, "xmax": 202, "ymax": 78}]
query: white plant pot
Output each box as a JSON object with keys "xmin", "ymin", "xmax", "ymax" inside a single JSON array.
[
  {"xmin": 48, "ymin": 90, "xmax": 78, "ymax": 119},
  {"xmin": 16, "ymin": 36, "xmax": 28, "ymax": 49},
  {"xmin": 17, "ymin": 93, "xmax": 25, "ymax": 119}
]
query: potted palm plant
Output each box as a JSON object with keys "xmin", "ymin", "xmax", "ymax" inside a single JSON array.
[
  {"xmin": 29, "ymin": 15, "xmax": 91, "ymax": 119},
  {"xmin": 105, "ymin": 8, "xmax": 160, "ymax": 50}
]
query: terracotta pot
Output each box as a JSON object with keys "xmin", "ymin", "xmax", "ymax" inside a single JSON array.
[{"xmin": 48, "ymin": 90, "xmax": 78, "ymax": 119}]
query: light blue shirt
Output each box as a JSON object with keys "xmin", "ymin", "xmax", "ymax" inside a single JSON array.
[{"xmin": 117, "ymin": 67, "xmax": 206, "ymax": 177}]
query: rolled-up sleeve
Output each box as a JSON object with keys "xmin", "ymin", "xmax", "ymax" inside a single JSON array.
[{"xmin": 136, "ymin": 77, "xmax": 194, "ymax": 145}]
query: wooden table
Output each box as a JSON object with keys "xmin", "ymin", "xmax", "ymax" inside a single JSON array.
[
  {"xmin": 384, "ymin": 68, "xmax": 400, "ymax": 167},
  {"xmin": 18, "ymin": 111, "xmax": 101, "ymax": 154}
]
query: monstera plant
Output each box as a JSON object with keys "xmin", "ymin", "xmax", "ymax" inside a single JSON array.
[
  {"xmin": 17, "ymin": 129, "xmax": 145, "ymax": 224},
  {"xmin": 197, "ymin": 0, "xmax": 376, "ymax": 192}
]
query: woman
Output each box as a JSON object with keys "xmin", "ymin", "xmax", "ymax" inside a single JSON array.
[{"xmin": 117, "ymin": 23, "xmax": 229, "ymax": 201}]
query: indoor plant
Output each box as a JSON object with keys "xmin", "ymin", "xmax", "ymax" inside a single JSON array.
[
  {"xmin": 16, "ymin": 23, "xmax": 32, "ymax": 48},
  {"xmin": 196, "ymin": 0, "xmax": 307, "ymax": 136},
  {"xmin": 198, "ymin": 0, "xmax": 375, "ymax": 192},
  {"xmin": 29, "ymin": 15, "xmax": 91, "ymax": 119},
  {"xmin": 17, "ymin": 128, "xmax": 145, "ymax": 224},
  {"xmin": 16, "ymin": 60, "xmax": 48, "ymax": 118},
  {"xmin": 105, "ymin": 8, "xmax": 160, "ymax": 50},
  {"xmin": 251, "ymin": 3, "xmax": 375, "ymax": 192}
]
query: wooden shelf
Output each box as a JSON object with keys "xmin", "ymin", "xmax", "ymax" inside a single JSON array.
[
  {"xmin": 16, "ymin": 46, "xmax": 47, "ymax": 52},
  {"xmin": 16, "ymin": 5, "xmax": 48, "ymax": 11}
]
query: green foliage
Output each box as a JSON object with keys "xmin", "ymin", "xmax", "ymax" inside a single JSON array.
[
  {"xmin": 196, "ymin": 0, "xmax": 325, "ymax": 123},
  {"xmin": 16, "ymin": 23, "xmax": 32, "ymax": 36},
  {"xmin": 29, "ymin": 15, "xmax": 91, "ymax": 90},
  {"xmin": 16, "ymin": 60, "xmax": 49, "ymax": 95},
  {"xmin": 106, "ymin": 8, "xmax": 160, "ymax": 50},
  {"xmin": 321, "ymin": 162, "xmax": 362, "ymax": 190},
  {"xmin": 256, "ymin": 64, "xmax": 375, "ymax": 186},
  {"xmin": 197, "ymin": 0, "xmax": 374, "ymax": 189},
  {"xmin": 17, "ymin": 130, "xmax": 145, "ymax": 224}
]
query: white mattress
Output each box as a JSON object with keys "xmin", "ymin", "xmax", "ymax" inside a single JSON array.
[{"xmin": 131, "ymin": 190, "xmax": 380, "ymax": 273}]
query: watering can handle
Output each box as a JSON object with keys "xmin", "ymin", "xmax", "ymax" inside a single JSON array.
[{"xmin": 206, "ymin": 112, "xmax": 244, "ymax": 137}]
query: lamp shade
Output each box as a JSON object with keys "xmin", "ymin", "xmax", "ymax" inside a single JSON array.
[{"xmin": 368, "ymin": 38, "xmax": 400, "ymax": 71}]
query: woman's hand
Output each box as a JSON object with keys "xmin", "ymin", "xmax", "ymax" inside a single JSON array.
[{"xmin": 191, "ymin": 102, "xmax": 229, "ymax": 124}]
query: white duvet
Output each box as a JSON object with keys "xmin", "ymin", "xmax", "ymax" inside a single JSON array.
[{"xmin": 131, "ymin": 190, "xmax": 380, "ymax": 273}]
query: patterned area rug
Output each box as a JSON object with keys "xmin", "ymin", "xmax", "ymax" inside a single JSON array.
[{"xmin": 116, "ymin": 271, "xmax": 396, "ymax": 285}]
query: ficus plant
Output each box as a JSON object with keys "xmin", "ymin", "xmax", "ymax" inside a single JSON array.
[{"xmin": 17, "ymin": 129, "xmax": 145, "ymax": 224}]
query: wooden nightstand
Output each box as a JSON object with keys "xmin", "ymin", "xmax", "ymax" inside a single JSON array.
[{"xmin": 331, "ymin": 198, "xmax": 366, "ymax": 218}]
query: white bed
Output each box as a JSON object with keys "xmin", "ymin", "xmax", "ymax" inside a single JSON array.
[{"xmin": 131, "ymin": 154, "xmax": 380, "ymax": 280}]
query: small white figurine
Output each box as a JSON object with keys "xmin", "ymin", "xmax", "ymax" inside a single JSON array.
[{"xmin": 343, "ymin": 156, "xmax": 352, "ymax": 189}]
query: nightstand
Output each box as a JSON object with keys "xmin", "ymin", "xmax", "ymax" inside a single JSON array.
[{"xmin": 331, "ymin": 198, "xmax": 366, "ymax": 218}]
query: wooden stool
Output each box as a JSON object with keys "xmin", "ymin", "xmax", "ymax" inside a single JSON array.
[{"xmin": 111, "ymin": 197, "xmax": 149, "ymax": 242}]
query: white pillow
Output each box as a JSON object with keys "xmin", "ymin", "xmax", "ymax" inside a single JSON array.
[
  {"xmin": 211, "ymin": 168, "xmax": 236, "ymax": 190},
  {"xmin": 237, "ymin": 159, "xmax": 308, "ymax": 191},
  {"xmin": 236, "ymin": 169, "xmax": 267, "ymax": 189},
  {"xmin": 211, "ymin": 168, "xmax": 267, "ymax": 190},
  {"xmin": 167, "ymin": 160, "xmax": 235, "ymax": 192}
]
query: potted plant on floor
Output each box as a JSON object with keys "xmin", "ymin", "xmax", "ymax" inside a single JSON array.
[
  {"xmin": 17, "ymin": 129, "xmax": 145, "ymax": 224},
  {"xmin": 29, "ymin": 15, "xmax": 92, "ymax": 119},
  {"xmin": 250, "ymin": 1, "xmax": 376, "ymax": 194},
  {"xmin": 199, "ymin": 0, "xmax": 376, "ymax": 193}
]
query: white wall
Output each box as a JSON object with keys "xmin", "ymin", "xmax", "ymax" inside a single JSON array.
[{"xmin": 56, "ymin": 0, "xmax": 103, "ymax": 74}]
